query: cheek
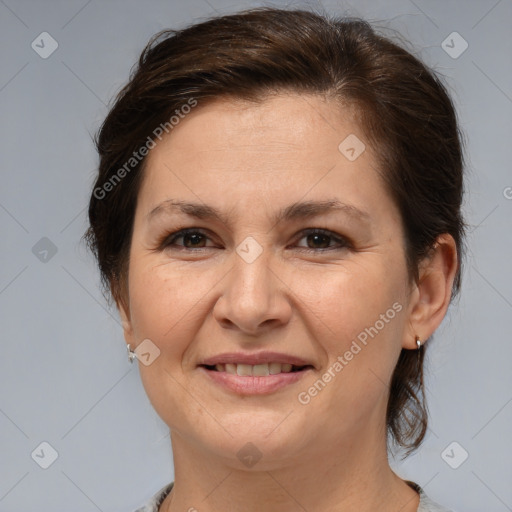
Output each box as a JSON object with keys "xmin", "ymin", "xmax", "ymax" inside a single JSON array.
[
  {"xmin": 126, "ymin": 260, "xmax": 215, "ymax": 366},
  {"xmin": 126, "ymin": 261, "xmax": 213, "ymax": 425},
  {"xmin": 129, "ymin": 258, "xmax": 209, "ymax": 325},
  {"xmin": 296, "ymin": 261, "xmax": 407, "ymax": 392},
  {"xmin": 295, "ymin": 262, "xmax": 405, "ymax": 344}
]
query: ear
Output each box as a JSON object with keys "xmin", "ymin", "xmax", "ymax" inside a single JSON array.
[
  {"xmin": 110, "ymin": 274, "xmax": 135, "ymax": 345},
  {"xmin": 403, "ymin": 234, "xmax": 458, "ymax": 349},
  {"xmin": 114, "ymin": 289, "xmax": 135, "ymax": 345},
  {"xmin": 118, "ymin": 299, "xmax": 135, "ymax": 344}
]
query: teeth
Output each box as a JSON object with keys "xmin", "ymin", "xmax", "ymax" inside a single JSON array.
[
  {"xmin": 225, "ymin": 363, "xmax": 237, "ymax": 375},
  {"xmin": 253, "ymin": 364, "xmax": 269, "ymax": 376},
  {"xmin": 211, "ymin": 363, "xmax": 299, "ymax": 375},
  {"xmin": 269, "ymin": 362, "xmax": 282, "ymax": 375},
  {"xmin": 236, "ymin": 364, "xmax": 253, "ymax": 376}
]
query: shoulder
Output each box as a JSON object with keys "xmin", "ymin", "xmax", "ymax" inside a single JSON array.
[
  {"xmin": 133, "ymin": 482, "xmax": 174, "ymax": 512},
  {"xmin": 135, "ymin": 480, "xmax": 456, "ymax": 512},
  {"xmin": 409, "ymin": 481, "xmax": 454, "ymax": 512}
]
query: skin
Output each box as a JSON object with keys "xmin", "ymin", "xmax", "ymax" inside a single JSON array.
[{"xmin": 118, "ymin": 93, "xmax": 458, "ymax": 512}]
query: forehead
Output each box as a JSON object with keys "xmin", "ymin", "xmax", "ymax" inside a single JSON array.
[
  {"xmin": 136, "ymin": 93, "xmax": 397, "ymax": 226},
  {"xmin": 148, "ymin": 93, "xmax": 365, "ymax": 161}
]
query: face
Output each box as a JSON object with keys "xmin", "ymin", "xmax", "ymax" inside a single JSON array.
[{"xmin": 119, "ymin": 93, "xmax": 417, "ymax": 468}]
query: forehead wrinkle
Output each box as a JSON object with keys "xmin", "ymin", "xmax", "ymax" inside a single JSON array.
[
  {"xmin": 146, "ymin": 198, "xmax": 371, "ymax": 232},
  {"xmin": 146, "ymin": 199, "xmax": 236, "ymax": 230}
]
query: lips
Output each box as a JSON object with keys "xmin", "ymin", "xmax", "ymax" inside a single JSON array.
[
  {"xmin": 197, "ymin": 351, "xmax": 315, "ymax": 394},
  {"xmin": 199, "ymin": 364, "xmax": 313, "ymax": 395}
]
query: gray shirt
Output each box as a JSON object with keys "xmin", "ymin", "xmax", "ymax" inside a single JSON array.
[{"xmin": 133, "ymin": 481, "xmax": 453, "ymax": 511}]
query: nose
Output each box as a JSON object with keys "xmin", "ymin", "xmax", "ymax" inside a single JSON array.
[{"xmin": 212, "ymin": 247, "xmax": 292, "ymax": 336}]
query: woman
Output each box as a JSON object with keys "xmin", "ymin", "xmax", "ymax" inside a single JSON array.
[{"xmin": 85, "ymin": 7, "xmax": 465, "ymax": 512}]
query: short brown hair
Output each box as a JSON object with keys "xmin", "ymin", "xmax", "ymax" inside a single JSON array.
[{"xmin": 84, "ymin": 7, "xmax": 466, "ymax": 453}]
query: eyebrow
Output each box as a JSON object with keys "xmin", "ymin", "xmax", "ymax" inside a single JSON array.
[{"xmin": 146, "ymin": 198, "xmax": 371, "ymax": 228}]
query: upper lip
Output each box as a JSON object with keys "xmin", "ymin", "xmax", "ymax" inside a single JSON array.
[{"xmin": 200, "ymin": 351, "xmax": 315, "ymax": 368}]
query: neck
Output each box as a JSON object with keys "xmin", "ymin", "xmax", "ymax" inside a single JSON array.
[{"xmin": 160, "ymin": 425, "xmax": 419, "ymax": 512}]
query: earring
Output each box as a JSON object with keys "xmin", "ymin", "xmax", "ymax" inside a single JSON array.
[
  {"xmin": 127, "ymin": 344, "xmax": 136, "ymax": 363},
  {"xmin": 415, "ymin": 337, "xmax": 422, "ymax": 365}
]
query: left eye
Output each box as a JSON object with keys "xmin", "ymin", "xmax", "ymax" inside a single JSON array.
[{"xmin": 294, "ymin": 229, "xmax": 349, "ymax": 251}]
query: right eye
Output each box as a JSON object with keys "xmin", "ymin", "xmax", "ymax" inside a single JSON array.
[{"xmin": 160, "ymin": 228, "xmax": 216, "ymax": 250}]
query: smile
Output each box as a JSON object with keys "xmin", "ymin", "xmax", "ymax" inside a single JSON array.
[
  {"xmin": 199, "ymin": 364, "xmax": 314, "ymax": 395},
  {"xmin": 202, "ymin": 363, "xmax": 313, "ymax": 376}
]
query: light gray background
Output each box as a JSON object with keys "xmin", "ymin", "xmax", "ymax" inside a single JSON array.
[{"xmin": 0, "ymin": 0, "xmax": 510, "ymax": 511}]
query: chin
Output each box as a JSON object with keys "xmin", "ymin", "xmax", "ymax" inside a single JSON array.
[{"xmin": 198, "ymin": 418, "xmax": 312, "ymax": 466}]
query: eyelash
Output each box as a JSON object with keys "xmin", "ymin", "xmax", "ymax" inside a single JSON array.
[{"xmin": 158, "ymin": 227, "xmax": 351, "ymax": 252}]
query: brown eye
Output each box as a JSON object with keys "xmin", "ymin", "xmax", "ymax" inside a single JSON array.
[
  {"xmin": 295, "ymin": 229, "xmax": 350, "ymax": 251},
  {"xmin": 306, "ymin": 232, "xmax": 331, "ymax": 249},
  {"xmin": 161, "ymin": 229, "xmax": 214, "ymax": 250},
  {"xmin": 181, "ymin": 232, "xmax": 207, "ymax": 248}
]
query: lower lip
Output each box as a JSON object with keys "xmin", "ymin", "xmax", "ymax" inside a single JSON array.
[{"xmin": 198, "ymin": 366, "xmax": 312, "ymax": 395}]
